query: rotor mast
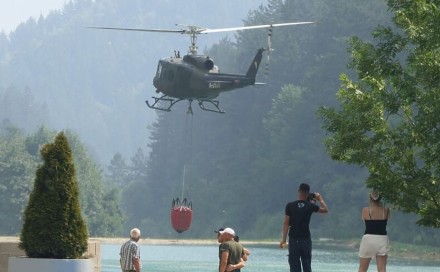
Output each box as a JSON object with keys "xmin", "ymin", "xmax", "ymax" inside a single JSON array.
[
  {"xmin": 179, "ymin": 25, "xmax": 205, "ymax": 55},
  {"xmin": 189, "ymin": 32, "xmax": 198, "ymax": 55}
]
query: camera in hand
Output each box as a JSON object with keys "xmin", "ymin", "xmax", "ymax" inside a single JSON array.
[{"xmin": 307, "ymin": 193, "xmax": 316, "ymax": 202}]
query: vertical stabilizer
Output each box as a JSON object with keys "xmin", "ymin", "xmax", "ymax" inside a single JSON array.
[{"xmin": 245, "ymin": 48, "xmax": 265, "ymax": 79}]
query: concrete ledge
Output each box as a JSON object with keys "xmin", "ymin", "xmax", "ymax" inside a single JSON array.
[
  {"xmin": 0, "ymin": 242, "xmax": 24, "ymax": 272},
  {"xmin": 9, "ymin": 257, "xmax": 93, "ymax": 272},
  {"xmin": 0, "ymin": 239, "xmax": 100, "ymax": 272}
]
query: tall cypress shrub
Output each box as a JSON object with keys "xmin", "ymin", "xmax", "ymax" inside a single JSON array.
[{"xmin": 19, "ymin": 132, "xmax": 88, "ymax": 258}]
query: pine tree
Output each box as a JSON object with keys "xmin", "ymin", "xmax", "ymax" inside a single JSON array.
[{"xmin": 19, "ymin": 132, "xmax": 88, "ymax": 258}]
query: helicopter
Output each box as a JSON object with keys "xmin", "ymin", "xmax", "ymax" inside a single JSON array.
[{"xmin": 87, "ymin": 22, "xmax": 313, "ymax": 113}]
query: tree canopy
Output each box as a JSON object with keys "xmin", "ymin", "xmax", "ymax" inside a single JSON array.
[
  {"xmin": 319, "ymin": 0, "xmax": 440, "ymax": 228},
  {"xmin": 0, "ymin": 123, "xmax": 123, "ymax": 236},
  {"xmin": 20, "ymin": 132, "xmax": 88, "ymax": 258}
]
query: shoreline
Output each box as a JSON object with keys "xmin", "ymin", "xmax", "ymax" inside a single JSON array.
[
  {"xmin": 0, "ymin": 236, "xmax": 278, "ymax": 246},
  {"xmin": 96, "ymin": 238, "xmax": 280, "ymax": 245},
  {"xmin": 1, "ymin": 237, "xmax": 438, "ymax": 262}
]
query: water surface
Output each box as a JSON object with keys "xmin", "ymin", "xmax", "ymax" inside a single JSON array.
[{"xmin": 101, "ymin": 243, "xmax": 439, "ymax": 272}]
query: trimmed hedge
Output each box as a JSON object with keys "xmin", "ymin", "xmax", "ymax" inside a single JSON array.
[{"xmin": 19, "ymin": 132, "xmax": 88, "ymax": 258}]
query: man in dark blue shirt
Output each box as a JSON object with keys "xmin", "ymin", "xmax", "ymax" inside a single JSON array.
[{"xmin": 280, "ymin": 183, "xmax": 328, "ymax": 272}]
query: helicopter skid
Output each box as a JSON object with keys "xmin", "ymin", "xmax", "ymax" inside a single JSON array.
[
  {"xmin": 197, "ymin": 100, "xmax": 225, "ymax": 114},
  {"xmin": 145, "ymin": 95, "xmax": 183, "ymax": 112},
  {"xmin": 145, "ymin": 95, "xmax": 225, "ymax": 113}
]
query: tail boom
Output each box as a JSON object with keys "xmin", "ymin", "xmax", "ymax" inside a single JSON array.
[{"xmin": 245, "ymin": 48, "xmax": 265, "ymax": 79}]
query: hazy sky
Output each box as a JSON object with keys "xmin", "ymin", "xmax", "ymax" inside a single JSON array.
[{"xmin": 0, "ymin": 0, "xmax": 67, "ymax": 33}]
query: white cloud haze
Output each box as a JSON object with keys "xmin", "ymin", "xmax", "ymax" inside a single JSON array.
[{"xmin": 0, "ymin": 0, "xmax": 67, "ymax": 33}]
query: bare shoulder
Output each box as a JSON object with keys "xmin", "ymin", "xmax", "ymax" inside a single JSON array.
[{"xmin": 361, "ymin": 207, "xmax": 369, "ymax": 218}]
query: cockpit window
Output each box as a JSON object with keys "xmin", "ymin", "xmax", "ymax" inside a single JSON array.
[
  {"xmin": 156, "ymin": 63, "xmax": 162, "ymax": 77},
  {"xmin": 157, "ymin": 62, "xmax": 175, "ymax": 82}
]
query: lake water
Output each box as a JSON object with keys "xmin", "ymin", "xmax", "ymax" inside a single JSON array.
[{"xmin": 100, "ymin": 243, "xmax": 439, "ymax": 272}]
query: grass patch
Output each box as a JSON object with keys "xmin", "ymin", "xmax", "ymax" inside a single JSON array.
[
  {"xmin": 390, "ymin": 242, "xmax": 440, "ymax": 261},
  {"xmin": 313, "ymin": 238, "xmax": 440, "ymax": 261}
]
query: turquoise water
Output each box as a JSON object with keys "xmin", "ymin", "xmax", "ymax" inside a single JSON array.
[{"xmin": 101, "ymin": 243, "xmax": 439, "ymax": 272}]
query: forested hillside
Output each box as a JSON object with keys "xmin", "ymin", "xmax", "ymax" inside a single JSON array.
[
  {"xmin": 116, "ymin": 0, "xmax": 438, "ymax": 244},
  {"xmin": 0, "ymin": 124, "xmax": 123, "ymax": 236},
  {"xmin": 0, "ymin": 0, "xmax": 438, "ymax": 244},
  {"xmin": 0, "ymin": 0, "xmax": 266, "ymax": 163}
]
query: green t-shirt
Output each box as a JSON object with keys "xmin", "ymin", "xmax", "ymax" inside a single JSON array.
[{"xmin": 219, "ymin": 240, "xmax": 243, "ymax": 267}]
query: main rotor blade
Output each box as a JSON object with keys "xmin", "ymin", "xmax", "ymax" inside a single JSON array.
[
  {"xmin": 200, "ymin": 22, "xmax": 314, "ymax": 34},
  {"xmin": 85, "ymin": 26, "xmax": 185, "ymax": 34}
]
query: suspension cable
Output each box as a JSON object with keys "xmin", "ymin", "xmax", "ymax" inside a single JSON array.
[{"xmin": 180, "ymin": 101, "xmax": 194, "ymax": 200}]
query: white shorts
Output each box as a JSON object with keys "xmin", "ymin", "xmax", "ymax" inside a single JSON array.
[{"xmin": 359, "ymin": 234, "xmax": 390, "ymax": 258}]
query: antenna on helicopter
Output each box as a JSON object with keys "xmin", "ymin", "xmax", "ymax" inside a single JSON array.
[{"xmin": 265, "ymin": 25, "xmax": 274, "ymax": 76}]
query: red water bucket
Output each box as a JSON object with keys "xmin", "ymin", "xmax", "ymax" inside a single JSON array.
[{"xmin": 171, "ymin": 198, "xmax": 192, "ymax": 233}]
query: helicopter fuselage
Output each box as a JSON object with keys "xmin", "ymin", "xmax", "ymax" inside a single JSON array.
[
  {"xmin": 87, "ymin": 21, "xmax": 314, "ymax": 112},
  {"xmin": 153, "ymin": 49, "xmax": 263, "ymax": 100}
]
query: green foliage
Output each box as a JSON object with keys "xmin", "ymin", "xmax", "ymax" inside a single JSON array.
[
  {"xmin": 65, "ymin": 130, "xmax": 125, "ymax": 236},
  {"xmin": 24, "ymin": 126, "xmax": 57, "ymax": 156},
  {"xmin": 319, "ymin": 174, "xmax": 367, "ymax": 238},
  {"xmin": 0, "ymin": 122, "xmax": 36, "ymax": 234},
  {"xmin": 0, "ymin": 86, "xmax": 48, "ymax": 133},
  {"xmin": 0, "ymin": 124, "xmax": 123, "ymax": 237},
  {"xmin": 19, "ymin": 132, "xmax": 88, "ymax": 258},
  {"xmin": 107, "ymin": 152, "xmax": 129, "ymax": 187},
  {"xmin": 92, "ymin": 188, "xmax": 124, "ymax": 237},
  {"xmin": 319, "ymin": 0, "xmax": 440, "ymax": 228}
]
